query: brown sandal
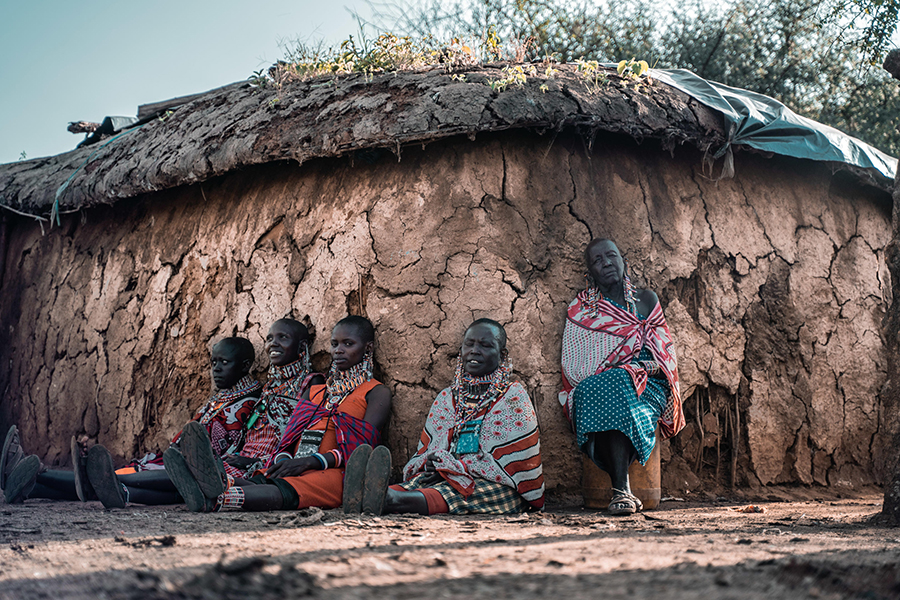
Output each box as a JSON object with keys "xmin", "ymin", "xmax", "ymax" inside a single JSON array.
[{"xmin": 608, "ymin": 489, "xmax": 642, "ymax": 516}]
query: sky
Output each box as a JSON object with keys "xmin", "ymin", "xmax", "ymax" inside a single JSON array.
[{"xmin": 0, "ymin": 1, "xmax": 377, "ymax": 164}]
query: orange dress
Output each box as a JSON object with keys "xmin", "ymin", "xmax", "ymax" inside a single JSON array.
[{"xmin": 273, "ymin": 379, "xmax": 379, "ymax": 509}]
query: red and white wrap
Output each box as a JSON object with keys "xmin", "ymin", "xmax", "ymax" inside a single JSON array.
[
  {"xmin": 403, "ymin": 382, "xmax": 545, "ymax": 510},
  {"xmin": 559, "ymin": 292, "xmax": 685, "ymax": 439}
]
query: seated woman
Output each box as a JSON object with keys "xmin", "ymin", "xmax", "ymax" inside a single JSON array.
[
  {"xmin": 167, "ymin": 315, "xmax": 392, "ymax": 512},
  {"xmin": 1, "ymin": 336, "xmax": 261, "ymax": 507},
  {"xmin": 347, "ymin": 318, "xmax": 544, "ymax": 516},
  {"xmin": 3, "ymin": 318, "xmax": 320, "ymax": 508},
  {"xmin": 559, "ymin": 238, "xmax": 684, "ymax": 515}
]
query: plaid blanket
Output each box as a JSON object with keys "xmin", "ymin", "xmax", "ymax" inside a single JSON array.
[{"xmin": 269, "ymin": 385, "xmax": 381, "ymax": 467}]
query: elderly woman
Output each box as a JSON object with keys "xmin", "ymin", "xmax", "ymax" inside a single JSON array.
[
  {"xmin": 559, "ymin": 239, "xmax": 684, "ymax": 515},
  {"xmin": 346, "ymin": 318, "xmax": 545, "ymax": 516}
]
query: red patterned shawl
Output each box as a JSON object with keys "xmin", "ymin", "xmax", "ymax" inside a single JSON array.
[
  {"xmin": 559, "ymin": 292, "xmax": 685, "ymax": 439},
  {"xmin": 267, "ymin": 383, "xmax": 381, "ymax": 468},
  {"xmin": 403, "ymin": 382, "xmax": 545, "ymax": 510},
  {"xmin": 122, "ymin": 375, "xmax": 262, "ymax": 471}
]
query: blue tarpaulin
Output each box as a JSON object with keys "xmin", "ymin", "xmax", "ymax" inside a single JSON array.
[{"xmin": 648, "ymin": 68, "xmax": 897, "ymax": 182}]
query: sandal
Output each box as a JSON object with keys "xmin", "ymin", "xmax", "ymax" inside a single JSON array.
[
  {"xmin": 342, "ymin": 444, "xmax": 373, "ymax": 514},
  {"xmin": 4, "ymin": 454, "xmax": 40, "ymax": 504},
  {"xmin": 361, "ymin": 445, "xmax": 392, "ymax": 516},
  {"xmin": 608, "ymin": 488, "xmax": 642, "ymax": 516},
  {"xmin": 86, "ymin": 445, "xmax": 127, "ymax": 509},
  {"xmin": 163, "ymin": 446, "xmax": 215, "ymax": 512},
  {"xmin": 178, "ymin": 421, "xmax": 226, "ymax": 500},
  {"xmin": 71, "ymin": 436, "xmax": 96, "ymax": 502},
  {"xmin": 1, "ymin": 425, "xmax": 25, "ymax": 491}
]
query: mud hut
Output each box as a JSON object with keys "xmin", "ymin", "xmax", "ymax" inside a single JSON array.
[{"xmin": 0, "ymin": 64, "xmax": 894, "ymax": 498}]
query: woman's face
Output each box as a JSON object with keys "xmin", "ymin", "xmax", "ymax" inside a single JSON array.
[
  {"xmin": 586, "ymin": 240, "xmax": 624, "ymax": 289},
  {"xmin": 331, "ymin": 324, "xmax": 370, "ymax": 371},
  {"xmin": 461, "ymin": 323, "xmax": 505, "ymax": 377},
  {"xmin": 264, "ymin": 320, "xmax": 304, "ymax": 367},
  {"xmin": 210, "ymin": 342, "xmax": 246, "ymax": 390}
]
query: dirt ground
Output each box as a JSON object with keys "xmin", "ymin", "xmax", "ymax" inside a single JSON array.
[{"xmin": 1, "ymin": 488, "xmax": 898, "ymax": 600}]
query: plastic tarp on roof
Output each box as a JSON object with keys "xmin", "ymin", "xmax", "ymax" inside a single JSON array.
[{"xmin": 648, "ymin": 68, "xmax": 897, "ymax": 182}]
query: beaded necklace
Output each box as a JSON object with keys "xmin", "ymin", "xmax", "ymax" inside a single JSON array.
[
  {"xmin": 450, "ymin": 356, "xmax": 512, "ymax": 428},
  {"xmin": 246, "ymin": 345, "xmax": 311, "ymax": 430},
  {"xmin": 323, "ymin": 348, "xmax": 373, "ymax": 411},
  {"xmin": 198, "ymin": 375, "xmax": 262, "ymax": 426},
  {"xmin": 583, "ymin": 271, "xmax": 637, "ymax": 316}
]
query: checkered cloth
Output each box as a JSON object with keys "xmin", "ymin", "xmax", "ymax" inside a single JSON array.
[{"xmin": 399, "ymin": 472, "xmax": 528, "ymax": 514}]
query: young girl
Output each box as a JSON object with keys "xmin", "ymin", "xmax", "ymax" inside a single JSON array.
[{"xmin": 1, "ymin": 336, "xmax": 261, "ymax": 507}]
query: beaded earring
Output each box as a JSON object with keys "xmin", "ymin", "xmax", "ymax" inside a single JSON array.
[
  {"xmin": 622, "ymin": 257, "xmax": 637, "ymax": 315},
  {"xmin": 299, "ymin": 340, "xmax": 311, "ymax": 375}
]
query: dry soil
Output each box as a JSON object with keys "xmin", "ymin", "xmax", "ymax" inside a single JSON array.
[{"xmin": 1, "ymin": 489, "xmax": 898, "ymax": 599}]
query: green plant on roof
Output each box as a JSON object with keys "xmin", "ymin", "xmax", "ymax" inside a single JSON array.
[
  {"xmin": 617, "ymin": 58, "xmax": 650, "ymax": 80},
  {"xmin": 575, "ymin": 58, "xmax": 608, "ymax": 93},
  {"xmin": 486, "ymin": 64, "xmax": 537, "ymax": 92}
]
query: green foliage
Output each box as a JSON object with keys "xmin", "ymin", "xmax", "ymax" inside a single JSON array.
[
  {"xmin": 574, "ymin": 59, "xmax": 608, "ymax": 92},
  {"xmin": 824, "ymin": 0, "xmax": 900, "ymax": 63},
  {"xmin": 372, "ymin": 0, "xmax": 660, "ymax": 64},
  {"xmin": 486, "ymin": 64, "xmax": 534, "ymax": 91},
  {"xmin": 18, "ymin": 151, "xmax": 26, "ymax": 161},
  {"xmin": 617, "ymin": 58, "xmax": 650, "ymax": 80},
  {"xmin": 370, "ymin": 0, "xmax": 899, "ymax": 154}
]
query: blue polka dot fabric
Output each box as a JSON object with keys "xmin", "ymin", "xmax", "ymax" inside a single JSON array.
[{"xmin": 572, "ymin": 302, "xmax": 670, "ymax": 466}]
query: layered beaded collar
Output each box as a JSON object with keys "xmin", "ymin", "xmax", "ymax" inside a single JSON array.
[
  {"xmin": 323, "ymin": 349, "xmax": 373, "ymax": 410},
  {"xmin": 263, "ymin": 344, "xmax": 310, "ymax": 393},
  {"xmin": 582, "ymin": 271, "xmax": 637, "ymax": 316},
  {"xmin": 450, "ymin": 356, "xmax": 512, "ymax": 426}
]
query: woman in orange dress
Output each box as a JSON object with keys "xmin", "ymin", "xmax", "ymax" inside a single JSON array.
[{"xmin": 169, "ymin": 316, "xmax": 392, "ymax": 511}]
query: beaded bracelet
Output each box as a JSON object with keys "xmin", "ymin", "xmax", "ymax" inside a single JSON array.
[
  {"xmin": 312, "ymin": 453, "xmax": 328, "ymax": 470},
  {"xmin": 329, "ymin": 449, "xmax": 342, "ymax": 468}
]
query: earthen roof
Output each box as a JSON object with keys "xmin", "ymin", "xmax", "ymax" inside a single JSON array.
[{"xmin": 0, "ymin": 64, "xmax": 890, "ymax": 220}]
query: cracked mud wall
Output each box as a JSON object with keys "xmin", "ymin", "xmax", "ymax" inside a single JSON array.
[{"xmin": 0, "ymin": 130, "xmax": 891, "ymax": 496}]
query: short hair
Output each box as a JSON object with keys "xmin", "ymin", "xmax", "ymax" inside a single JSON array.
[
  {"xmin": 274, "ymin": 318, "xmax": 310, "ymax": 343},
  {"xmin": 335, "ymin": 315, "xmax": 375, "ymax": 344},
  {"xmin": 214, "ymin": 337, "xmax": 255, "ymax": 363},
  {"xmin": 584, "ymin": 237, "xmax": 617, "ymax": 266},
  {"xmin": 467, "ymin": 318, "xmax": 507, "ymax": 350}
]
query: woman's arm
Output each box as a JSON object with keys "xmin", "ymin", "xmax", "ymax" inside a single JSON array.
[
  {"xmin": 363, "ymin": 384, "xmax": 393, "ymax": 430},
  {"xmin": 636, "ymin": 288, "xmax": 659, "ymax": 318}
]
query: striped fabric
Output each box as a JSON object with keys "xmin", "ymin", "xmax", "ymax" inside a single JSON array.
[
  {"xmin": 222, "ymin": 369, "xmax": 318, "ymax": 479},
  {"xmin": 559, "ymin": 292, "xmax": 685, "ymax": 440},
  {"xmin": 403, "ymin": 382, "xmax": 545, "ymax": 510}
]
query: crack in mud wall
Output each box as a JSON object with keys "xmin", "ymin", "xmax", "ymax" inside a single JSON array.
[{"xmin": 0, "ymin": 130, "xmax": 891, "ymax": 496}]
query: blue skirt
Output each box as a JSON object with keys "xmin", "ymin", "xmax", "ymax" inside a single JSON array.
[{"xmin": 573, "ymin": 356, "xmax": 669, "ymax": 466}]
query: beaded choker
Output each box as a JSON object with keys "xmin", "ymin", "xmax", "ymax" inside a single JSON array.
[
  {"xmin": 450, "ymin": 356, "xmax": 512, "ymax": 428},
  {"xmin": 324, "ymin": 349, "xmax": 373, "ymax": 410},
  {"xmin": 583, "ymin": 272, "xmax": 637, "ymax": 316},
  {"xmin": 264, "ymin": 343, "xmax": 310, "ymax": 393}
]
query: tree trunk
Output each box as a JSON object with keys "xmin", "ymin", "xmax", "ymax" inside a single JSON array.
[{"xmin": 881, "ymin": 49, "xmax": 900, "ymax": 526}]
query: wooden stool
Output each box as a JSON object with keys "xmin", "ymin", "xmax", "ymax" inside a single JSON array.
[{"xmin": 582, "ymin": 430, "xmax": 661, "ymax": 510}]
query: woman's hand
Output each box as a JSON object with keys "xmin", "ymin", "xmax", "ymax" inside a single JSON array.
[
  {"xmin": 223, "ymin": 454, "xmax": 254, "ymax": 470},
  {"xmin": 424, "ymin": 453, "xmax": 440, "ymax": 472},
  {"xmin": 417, "ymin": 453, "xmax": 444, "ymax": 485},
  {"xmin": 267, "ymin": 456, "xmax": 318, "ymax": 479}
]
